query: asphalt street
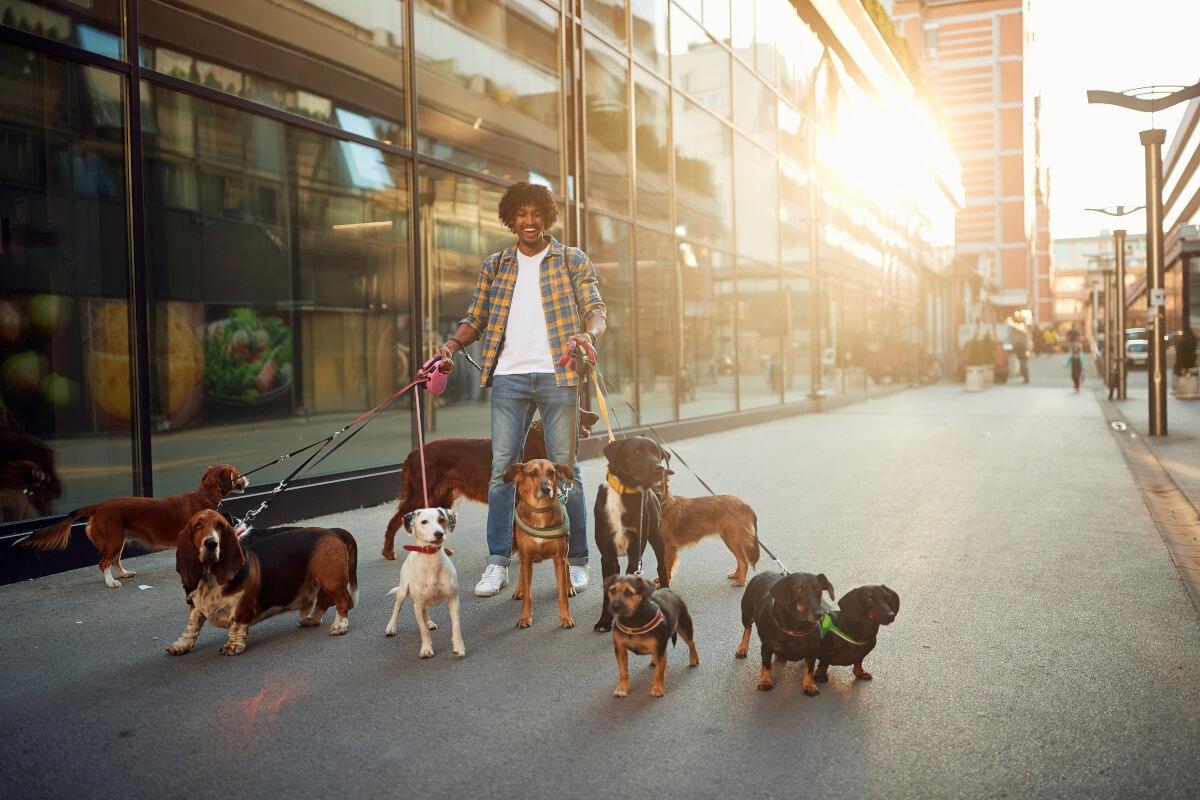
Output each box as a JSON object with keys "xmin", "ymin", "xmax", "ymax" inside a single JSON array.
[{"xmin": 2, "ymin": 380, "xmax": 1199, "ymax": 799}]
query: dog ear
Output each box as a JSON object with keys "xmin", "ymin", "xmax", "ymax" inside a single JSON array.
[
  {"xmin": 637, "ymin": 576, "xmax": 657, "ymax": 598},
  {"xmin": 503, "ymin": 462, "xmax": 525, "ymax": 484},
  {"xmin": 656, "ymin": 441, "xmax": 671, "ymax": 464},
  {"xmin": 603, "ymin": 574, "xmax": 622, "ymax": 592},
  {"xmin": 818, "ymin": 573, "xmax": 836, "ymax": 601},
  {"xmin": 212, "ymin": 518, "xmax": 245, "ymax": 584},
  {"xmin": 602, "ymin": 439, "xmax": 625, "ymax": 462},
  {"xmin": 580, "ymin": 408, "xmax": 600, "ymax": 427},
  {"xmin": 881, "ymin": 585, "xmax": 900, "ymax": 616},
  {"xmin": 769, "ymin": 575, "xmax": 792, "ymax": 607},
  {"xmin": 440, "ymin": 508, "xmax": 457, "ymax": 532},
  {"xmin": 403, "ymin": 511, "xmax": 417, "ymax": 534},
  {"xmin": 175, "ymin": 525, "xmax": 201, "ymax": 592},
  {"xmin": 553, "ymin": 462, "xmax": 574, "ymax": 487}
]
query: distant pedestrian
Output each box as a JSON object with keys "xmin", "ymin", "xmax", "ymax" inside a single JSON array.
[
  {"xmin": 1012, "ymin": 328, "xmax": 1029, "ymax": 384},
  {"xmin": 1064, "ymin": 341, "xmax": 1085, "ymax": 392}
]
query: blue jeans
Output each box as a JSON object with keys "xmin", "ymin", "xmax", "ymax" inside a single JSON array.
[{"xmin": 486, "ymin": 373, "xmax": 588, "ymax": 567}]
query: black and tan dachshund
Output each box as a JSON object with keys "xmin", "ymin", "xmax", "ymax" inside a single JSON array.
[
  {"xmin": 816, "ymin": 584, "xmax": 900, "ymax": 682},
  {"xmin": 735, "ymin": 571, "xmax": 835, "ymax": 693},
  {"xmin": 605, "ymin": 575, "xmax": 699, "ymax": 698}
]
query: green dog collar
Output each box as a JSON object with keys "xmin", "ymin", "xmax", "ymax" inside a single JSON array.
[{"xmin": 820, "ymin": 613, "xmax": 866, "ymax": 646}]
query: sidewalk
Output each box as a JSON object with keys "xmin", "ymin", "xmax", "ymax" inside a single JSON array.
[{"xmin": 1110, "ymin": 370, "xmax": 1200, "ymax": 511}]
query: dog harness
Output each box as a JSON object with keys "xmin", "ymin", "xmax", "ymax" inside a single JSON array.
[
  {"xmin": 605, "ymin": 471, "xmax": 642, "ymax": 495},
  {"xmin": 614, "ymin": 608, "xmax": 664, "ymax": 636},
  {"xmin": 515, "ymin": 499, "xmax": 570, "ymax": 539},
  {"xmin": 820, "ymin": 614, "xmax": 867, "ymax": 646},
  {"xmin": 402, "ymin": 544, "xmax": 453, "ymax": 556}
]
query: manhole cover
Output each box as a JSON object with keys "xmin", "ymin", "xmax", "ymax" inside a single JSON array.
[{"xmin": 1110, "ymin": 421, "xmax": 1128, "ymax": 431}]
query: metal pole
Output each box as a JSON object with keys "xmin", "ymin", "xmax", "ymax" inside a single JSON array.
[
  {"xmin": 1141, "ymin": 129, "xmax": 1167, "ymax": 435},
  {"xmin": 1102, "ymin": 268, "xmax": 1112, "ymax": 389},
  {"xmin": 1115, "ymin": 229, "xmax": 1127, "ymax": 399}
]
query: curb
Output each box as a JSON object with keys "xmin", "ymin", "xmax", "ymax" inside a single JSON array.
[{"xmin": 1096, "ymin": 390, "xmax": 1200, "ymax": 615}]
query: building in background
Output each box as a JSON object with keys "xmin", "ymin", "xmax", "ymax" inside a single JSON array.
[
  {"xmin": 891, "ymin": 0, "xmax": 1050, "ymax": 331},
  {"xmin": 0, "ymin": 0, "xmax": 960, "ymax": 548},
  {"xmin": 1052, "ymin": 232, "xmax": 1146, "ymax": 334}
]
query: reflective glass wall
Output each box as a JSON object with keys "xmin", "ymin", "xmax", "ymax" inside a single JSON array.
[{"xmin": 0, "ymin": 0, "xmax": 960, "ymax": 526}]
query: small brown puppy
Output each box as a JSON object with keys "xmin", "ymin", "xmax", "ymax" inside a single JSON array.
[
  {"xmin": 657, "ymin": 475, "xmax": 760, "ymax": 587},
  {"xmin": 605, "ymin": 575, "xmax": 699, "ymax": 698},
  {"xmin": 506, "ymin": 459, "xmax": 575, "ymax": 630}
]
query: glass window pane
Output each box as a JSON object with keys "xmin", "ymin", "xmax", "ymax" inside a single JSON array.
[
  {"xmin": 2, "ymin": 0, "xmax": 123, "ymax": 59},
  {"xmin": 140, "ymin": 1, "xmax": 406, "ymax": 146},
  {"xmin": 737, "ymin": 259, "xmax": 782, "ymax": 409},
  {"xmin": 585, "ymin": 0, "xmax": 628, "ymax": 45},
  {"xmin": 634, "ymin": 227, "xmax": 675, "ymax": 423},
  {"xmin": 584, "ymin": 35, "xmax": 630, "ymax": 216},
  {"xmin": 731, "ymin": 0, "xmax": 754, "ymax": 66},
  {"xmin": 416, "ymin": 0, "xmax": 562, "ymax": 192},
  {"xmin": 754, "ymin": 0, "xmax": 777, "ymax": 81},
  {"xmin": 0, "ymin": 44, "xmax": 133, "ymax": 517},
  {"xmin": 669, "ymin": 2, "xmax": 729, "ymax": 119},
  {"xmin": 733, "ymin": 61, "xmax": 776, "ymax": 149},
  {"xmin": 673, "ymin": 94, "xmax": 732, "ymax": 247},
  {"xmin": 679, "ymin": 241, "xmax": 734, "ymax": 417},
  {"xmin": 586, "ymin": 213, "xmax": 633, "ymax": 422},
  {"xmin": 734, "ymin": 134, "xmax": 778, "ymax": 262},
  {"xmin": 634, "ymin": 69, "xmax": 670, "ymax": 228},
  {"xmin": 703, "ymin": 0, "xmax": 730, "ymax": 45},
  {"xmin": 142, "ymin": 83, "xmax": 413, "ymax": 495},
  {"xmin": 783, "ymin": 273, "xmax": 813, "ymax": 402},
  {"xmin": 631, "ymin": 0, "xmax": 669, "ymax": 76}
]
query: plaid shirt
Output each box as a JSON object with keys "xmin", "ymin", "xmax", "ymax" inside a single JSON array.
[{"xmin": 460, "ymin": 236, "xmax": 606, "ymax": 387}]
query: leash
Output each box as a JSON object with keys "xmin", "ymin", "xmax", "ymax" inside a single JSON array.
[
  {"xmin": 590, "ymin": 364, "xmax": 792, "ymax": 575},
  {"xmin": 235, "ymin": 358, "xmax": 444, "ymax": 534}
]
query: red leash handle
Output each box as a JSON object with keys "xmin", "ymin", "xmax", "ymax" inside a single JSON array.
[{"xmin": 557, "ymin": 339, "xmax": 597, "ymax": 368}]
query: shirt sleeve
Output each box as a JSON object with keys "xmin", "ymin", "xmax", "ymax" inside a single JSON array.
[
  {"xmin": 568, "ymin": 247, "xmax": 607, "ymax": 321},
  {"xmin": 459, "ymin": 256, "xmax": 497, "ymax": 334}
]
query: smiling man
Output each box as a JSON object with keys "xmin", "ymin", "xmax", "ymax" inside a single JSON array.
[{"xmin": 436, "ymin": 182, "xmax": 607, "ymax": 597}]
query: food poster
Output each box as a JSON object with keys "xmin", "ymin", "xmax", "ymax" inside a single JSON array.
[
  {"xmin": 202, "ymin": 306, "xmax": 294, "ymax": 419},
  {"xmin": 1, "ymin": 293, "xmax": 86, "ymax": 437}
]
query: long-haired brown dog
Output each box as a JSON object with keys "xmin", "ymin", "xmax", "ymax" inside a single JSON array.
[
  {"xmin": 506, "ymin": 459, "xmax": 575, "ymax": 630},
  {"xmin": 381, "ymin": 411, "xmax": 599, "ymax": 560},
  {"xmin": 657, "ymin": 475, "xmax": 760, "ymax": 587},
  {"xmin": 19, "ymin": 465, "xmax": 247, "ymax": 588},
  {"xmin": 169, "ymin": 510, "xmax": 358, "ymax": 656}
]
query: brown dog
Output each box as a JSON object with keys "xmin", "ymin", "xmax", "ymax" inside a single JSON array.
[
  {"xmin": 605, "ymin": 575, "xmax": 699, "ymax": 698},
  {"xmin": 382, "ymin": 411, "xmax": 599, "ymax": 560},
  {"xmin": 19, "ymin": 465, "xmax": 247, "ymax": 588},
  {"xmin": 506, "ymin": 459, "xmax": 575, "ymax": 630},
  {"xmin": 657, "ymin": 475, "xmax": 760, "ymax": 587},
  {"xmin": 169, "ymin": 510, "xmax": 358, "ymax": 656}
]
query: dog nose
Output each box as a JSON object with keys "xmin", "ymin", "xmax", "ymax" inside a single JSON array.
[
  {"xmin": 539, "ymin": 482, "xmax": 552, "ymax": 496},
  {"xmin": 434, "ymin": 530, "xmax": 444, "ymax": 540},
  {"xmin": 203, "ymin": 538, "xmax": 217, "ymax": 551}
]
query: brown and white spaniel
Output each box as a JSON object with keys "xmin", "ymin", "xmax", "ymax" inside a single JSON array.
[
  {"xmin": 168, "ymin": 510, "xmax": 359, "ymax": 656},
  {"xmin": 20, "ymin": 465, "xmax": 247, "ymax": 588}
]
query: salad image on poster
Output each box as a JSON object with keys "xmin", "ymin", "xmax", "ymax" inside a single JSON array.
[{"xmin": 204, "ymin": 308, "xmax": 293, "ymax": 404}]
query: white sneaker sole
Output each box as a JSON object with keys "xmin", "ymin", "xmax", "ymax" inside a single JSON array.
[{"xmin": 474, "ymin": 578, "xmax": 509, "ymax": 597}]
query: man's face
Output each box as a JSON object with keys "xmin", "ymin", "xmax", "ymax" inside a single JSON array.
[{"xmin": 514, "ymin": 203, "xmax": 545, "ymax": 249}]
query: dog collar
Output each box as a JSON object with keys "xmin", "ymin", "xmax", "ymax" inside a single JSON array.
[
  {"xmin": 615, "ymin": 609, "xmax": 664, "ymax": 636},
  {"xmin": 606, "ymin": 472, "xmax": 642, "ymax": 495},
  {"xmin": 820, "ymin": 613, "xmax": 866, "ymax": 646},
  {"xmin": 773, "ymin": 605, "xmax": 818, "ymax": 638},
  {"xmin": 515, "ymin": 499, "xmax": 570, "ymax": 539},
  {"xmin": 402, "ymin": 544, "xmax": 453, "ymax": 556}
]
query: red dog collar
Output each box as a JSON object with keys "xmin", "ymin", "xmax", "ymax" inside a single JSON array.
[
  {"xmin": 402, "ymin": 544, "xmax": 453, "ymax": 556},
  {"xmin": 614, "ymin": 609, "xmax": 665, "ymax": 636}
]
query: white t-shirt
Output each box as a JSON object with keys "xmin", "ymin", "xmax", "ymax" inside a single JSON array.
[{"xmin": 494, "ymin": 244, "xmax": 556, "ymax": 375}]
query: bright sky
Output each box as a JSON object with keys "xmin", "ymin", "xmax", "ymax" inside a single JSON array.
[{"xmin": 1035, "ymin": 0, "xmax": 1198, "ymax": 240}]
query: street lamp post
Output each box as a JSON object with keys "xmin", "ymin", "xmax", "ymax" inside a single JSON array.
[
  {"xmin": 1085, "ymin": 209, "xmax": 1142, "ymax": 400},
  {"xmin": 1087, "ymin": 82, "xmax": 1200, "ymax": 434}
]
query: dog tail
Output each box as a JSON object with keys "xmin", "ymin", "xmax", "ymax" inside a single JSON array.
[
  {"xmin": 18, "ymin": 505, "xmax": 97, "ymax": 550},
  {"xmin": 387, "ymin": 586, "xmax": 401, "ymax": 597},
  {"xmin": 744, "ymin": 510, "xmax": 761, "ymax": 568},
  {"xmin": 334, "ymin": 528, "xmax": 359, "ymax": 606}
]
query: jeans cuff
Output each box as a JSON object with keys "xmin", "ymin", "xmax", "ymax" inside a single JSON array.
[
  {"xmin": 568, "ymin": 557, "xmax": 588, "ymax": 567},
  {"xmin": 486, "ymin": 555, "xmax": 512, "ymax": 568}
]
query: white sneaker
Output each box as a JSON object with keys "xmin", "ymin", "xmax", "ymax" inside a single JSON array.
[
  {"xmin": 569, "ymin": 566, "xmax": 589, "ymax": 592},
  {"xmin": 474, "ymin": 564, "xmax": 509, "ymax": 597}
]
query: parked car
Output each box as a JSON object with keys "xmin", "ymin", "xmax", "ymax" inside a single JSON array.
[{"xmin": 1126, "ymin": 339, "xmax": 1149, "ymax": 369}]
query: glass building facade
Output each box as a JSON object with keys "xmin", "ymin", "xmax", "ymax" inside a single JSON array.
[{"xmin": 0, "ymin": 0, "xmax": 960, "ymax": 530}]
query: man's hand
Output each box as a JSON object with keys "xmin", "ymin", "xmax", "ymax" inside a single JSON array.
[{"xmin": 436, "ymin": 340, "xmax": 459, "ymax": 372}]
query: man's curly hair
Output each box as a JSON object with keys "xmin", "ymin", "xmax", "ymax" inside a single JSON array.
[{"xmin": 498, "ymin": 182, "xmax": 558, "ymax": 233}]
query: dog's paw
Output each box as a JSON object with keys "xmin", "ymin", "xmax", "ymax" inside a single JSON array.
[
  {"xmin": 689, "ymin": 655, "xmax": 700, "ymax": 668},
  {"xmin": 453, "ymin": 645, "xmax": 466, "ymax": 658},
  {"xmin": 757, "ymin": 679, "xmax": 774, "ymax": 692},
  {"xmin": 517, "ymin": 618, "xmax": 532, "ymax": 629},
  {"xmin": 329, "ymin": 619, "xmax": 348, "ymax": 636},
  {"xmin": 613, "ymin": 686, "xmax": 629, "ymax": 698},
  {"xmin": 419, "ymin": 646, "xmax": 434, "ymax": 658},
  {"xmin": 511, "ymin": 589, "xmax": 523, "ymax": 600},
  {"xmin": 560, "ymin": 617, "xmax": 575, "ymax": 629},
  {"xmin": 567, "ymin": 587, "xmax": 577, "ymax": 598},
  {"xmin": 219, "ymin": 642, "xmax": 245, "ymax": 656},
  {"xmin": 104, "ymin": 577, "xmax": 122, "ymax": 589},
  {"xmin": 731, "ymin": 579, "xmax": 746, "ymax": 588},
  {"xmin": 734, "ymin": 648, "xmax": 748, "ymax": 659},
  {"xmin": 854, "ymin": 670, "xmax": 873, "ymax": 681},
  {"xmin": 593, "ymin": 621, "xmax": 612, "ymax": 633},
  {"xmin": 650, "ymin": 686, "xmax": 665, "ymax": 698},
  {"xmin": 803, "ymin": 685, "xmax": 820, "ymax": 696},
  {"xmin": 116, "ymin": 569, "xmax": 136, "ymax": 579},
  {"xmin": 384, "ymin": 626, "xmax": 396, "ymax": 637},
  {"xmin": 166, "ymin": 640, "xmax": 192, "ymax": 656},
  {"xmin": 300, "ymin": 616, "xmax": 322, "ymax": 627},
  {"xmin": 381, "ymin": 550, "xmax": 397, "ymax": 561},
  {"xmin": 426, "ymin": 620, "xmax": 438, "ymax": 630}
]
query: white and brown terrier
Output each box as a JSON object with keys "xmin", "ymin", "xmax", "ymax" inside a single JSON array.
[{"xmin": 384, "ymin": 508, "xmax": 464, "ymax": 659}]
